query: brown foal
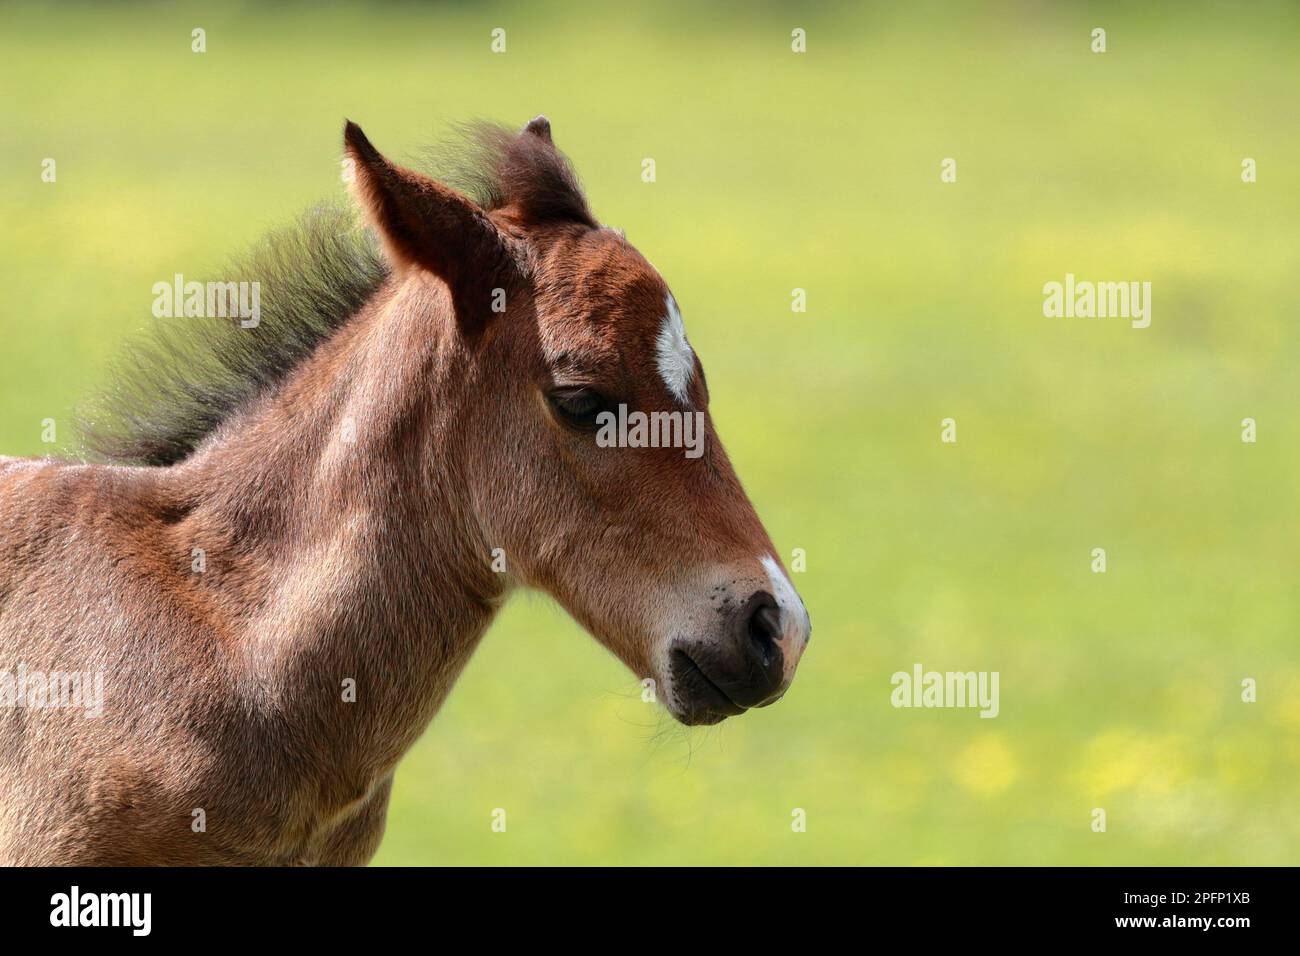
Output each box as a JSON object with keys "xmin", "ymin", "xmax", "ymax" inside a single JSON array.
[{"xmin": 0, "ymin": 117, "xmax": 810, "ymax": 865}]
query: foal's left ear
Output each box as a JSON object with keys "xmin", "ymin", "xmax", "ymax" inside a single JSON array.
[{"xmin": 344, "ymin": 121, "xmax": 514, "ymax": 334}]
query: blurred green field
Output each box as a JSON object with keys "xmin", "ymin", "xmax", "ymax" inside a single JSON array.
[{"xmin": 2, "ymin": 0, "xmax": 1298, "ymax": 865}]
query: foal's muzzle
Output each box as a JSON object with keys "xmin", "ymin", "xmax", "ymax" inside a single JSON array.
[{"xmin": 669, "ymin": 589, "xmax": 810, "ymax": 726}]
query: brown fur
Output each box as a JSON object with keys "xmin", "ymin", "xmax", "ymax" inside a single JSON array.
[{"xmin": 0, "ymin": 119, "xmax": 808, "ymax": 865}]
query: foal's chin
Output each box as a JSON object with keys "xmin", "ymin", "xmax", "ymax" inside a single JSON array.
[{"xmin": 666, "ymin": 646, "xmax": 752, "ymax": 726}]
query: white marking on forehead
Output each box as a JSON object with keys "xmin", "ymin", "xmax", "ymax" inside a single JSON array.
[{"xmin": 655, "ymin": 295, "xmax": 694, "ymax": 404}]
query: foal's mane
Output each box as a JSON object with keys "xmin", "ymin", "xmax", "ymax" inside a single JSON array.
[{"xmin": 80, "ymin": 121, "xmax": 594, "ymax": 467}]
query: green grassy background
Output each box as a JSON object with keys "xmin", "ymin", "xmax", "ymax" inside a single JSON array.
[{"xmin": 2, "ymin": 1, "xmax": 1297, "ymax": 864}]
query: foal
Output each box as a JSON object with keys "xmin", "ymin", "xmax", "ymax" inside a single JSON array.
[{"xmin": 0, "ymin": 117, "xmax": 811, "ymax": 865}]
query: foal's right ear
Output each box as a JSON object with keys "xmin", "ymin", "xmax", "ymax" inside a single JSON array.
[{"xmin": 344, "ymin": 121, "xmax": 513, "ymax": 334}]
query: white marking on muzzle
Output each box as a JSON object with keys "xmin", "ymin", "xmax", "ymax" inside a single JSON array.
[
  {"xmin": 655, "ymin": 295, "xmax": 694, "ymax": 404},
  {"xmin": 761, "ymin": 555, "xmax": 811, "ymax": 677}
]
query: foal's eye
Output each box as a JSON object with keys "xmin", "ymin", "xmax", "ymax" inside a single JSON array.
[{"xmin": 547, "ymin": 387, "xmax": 611, "ymax": 430}]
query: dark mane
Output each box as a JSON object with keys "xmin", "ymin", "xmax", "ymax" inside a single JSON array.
[
  {"xmin": 79, "ymin": 121, "xmax": 593, "ymax": 467},
  {"xmin": 77, "ymin": 205, "xmax": 387, "ymax": 467}
]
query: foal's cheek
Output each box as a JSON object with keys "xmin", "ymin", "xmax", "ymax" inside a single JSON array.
[{"xmin": 538, "ymin": 436, "xmax": 633, "ymax": 514}]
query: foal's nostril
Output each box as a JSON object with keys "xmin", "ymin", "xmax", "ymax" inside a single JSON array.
[{"xmin": 745, "ymin": 595, "xmax": 782, "ymax": 667}]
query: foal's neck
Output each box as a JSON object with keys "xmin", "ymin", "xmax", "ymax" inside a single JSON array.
[{"xmin": 174, "ymin": 275, "xmax": 505, "ymax": 791}]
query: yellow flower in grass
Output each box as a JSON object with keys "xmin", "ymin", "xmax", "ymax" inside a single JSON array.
[
  {"xmin": 1074, "ymin": 728, "xmax": 1193, "ymax": 798},
  {"xmin": 953, "ymin": 734, "xmax": 1018, "ymax": 795},
  {"xmin": 1272, "ymin": 676, "xmax": 1300, "ymax": 733}
]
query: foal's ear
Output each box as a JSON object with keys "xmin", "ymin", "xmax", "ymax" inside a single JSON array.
[{"xmin": 344, "ymin": 121, "xmax": 513, "ymax": 333}]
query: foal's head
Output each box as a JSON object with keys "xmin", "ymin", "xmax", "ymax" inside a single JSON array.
[{"xmin": 345, "ymin": 117, "xmax": 810, "ymax": 725}]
